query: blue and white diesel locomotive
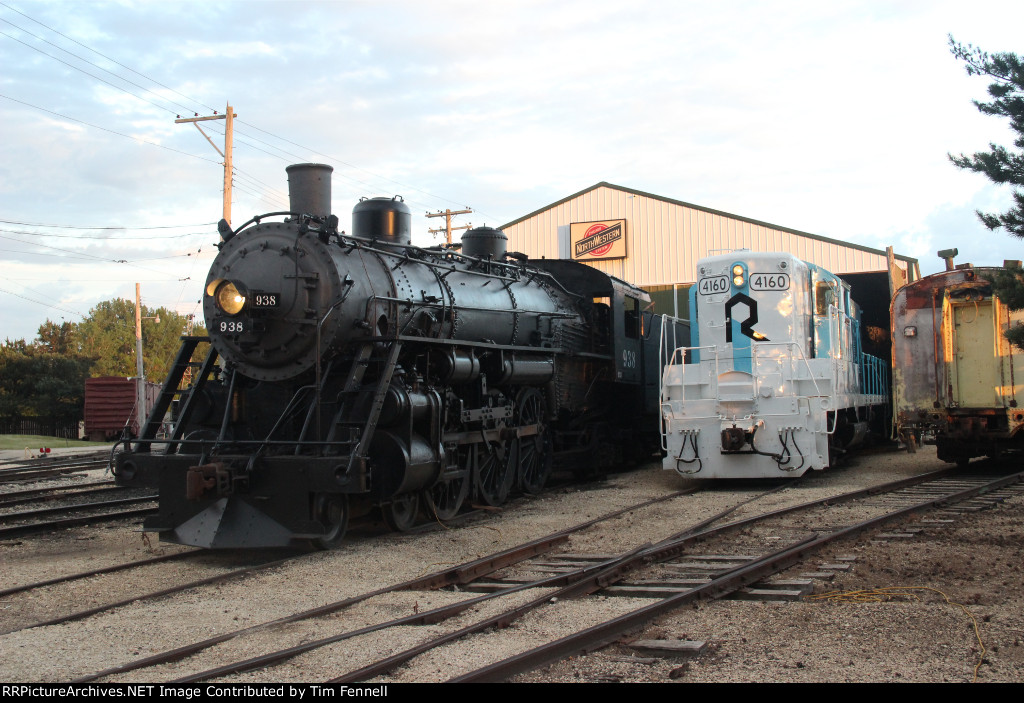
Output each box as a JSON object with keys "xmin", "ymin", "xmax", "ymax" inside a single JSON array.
[{"xmin": 659, "ymin": 251, "xmax": 889, "ymax": 478}]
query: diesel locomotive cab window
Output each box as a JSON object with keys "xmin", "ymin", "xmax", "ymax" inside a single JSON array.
[
  {"xmin": 624, "ymin": 296, "xmax": 640, "ymax": 339},
  {"xmin": 814, "ymin": 281, "xmax": 835, "ymax": 316}
]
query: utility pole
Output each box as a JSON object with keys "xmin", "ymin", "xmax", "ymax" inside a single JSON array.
[
  {"xmin": 134, "ymin": 284, "xmax": 160, "ymax": 434},
  {"xmin": 175, "ymin": 103, "xmax": 236, "ymax": 225},
  {"xmin": 426, "ymin": 208, "xmax": 472, "ymax": 246}
]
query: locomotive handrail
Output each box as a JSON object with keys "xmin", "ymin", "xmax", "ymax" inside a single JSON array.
[
  {"xmin": 231, "ymin": 212, "xmax": 533, "ymax": 286},
  {"xmin": 346, "ymin": 235, "xmax": 591, "ymax": 303},
  {"xmin": 370, "ymin": 335, "xmax": 570, "ymax": 355},
  {"xmin": 365, "ymin": 294, "xmax": 579, "ymax": 319},
  {"xmin": 341, "ymin": 236, "xmax": 525, "ymax": 283},
  {"xmin": 858, "ymin": 352, "xmax": 889, "ymax": 402},
  {"xmin": 315, "ymin": 290, "xmax": 358, "ymax": 435},
  {"xmin": 228, "ymin": 211, "xmax": 299, "ymax": 238},
  {"xmin": 658, "ymin": 344, "xmax": 719, "ymax": 450},
  {"xmin": 750, "ymin": 341, "xmax": 825, "ymax": 399},
  {"xmin": 235, "ymin": 216, "xmax": 592, "ymax": 306},
  {"xmin": 658, "ymin": 340, "xmax": 833, "ymax": 447},
  {"xmin": 659, "ymin": 342, "xmax": 827, "ymax": 397},
  {"xmin": 657, "ymin": 314, "xmax": 691, "ymax": 450}
]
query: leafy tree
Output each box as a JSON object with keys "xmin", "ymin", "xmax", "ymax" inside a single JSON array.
[
  {"xmin": 0, "ymin": 301, "xmax": 203, "ymax": 436},
  {"xmin": 72, "ymin": 298, "xmax": 198, "ymax": 384},
  {"xmin": 949, "ymin": 36, "xmax": 1024, "ymax": 348},
  {"xmin": 0, "ymin": 345, "xmax": 92, "ymax": 428},
  {"xmin": 35, "ymin": 320, "xmax": 80, "ymax": 355},
  {"xmin": 2, "ymin": 338, "xmax": 29, "ymax": 354}
]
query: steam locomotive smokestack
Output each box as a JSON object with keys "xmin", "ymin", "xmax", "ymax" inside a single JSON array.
[{"xmin": 286, "ymin": 163, "xmax": 333, "ymax": 219}]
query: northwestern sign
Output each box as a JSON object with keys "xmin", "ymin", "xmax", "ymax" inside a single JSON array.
[{"xmin": 570, "ymin": 220, "xmax": 627, "ymax": 261}]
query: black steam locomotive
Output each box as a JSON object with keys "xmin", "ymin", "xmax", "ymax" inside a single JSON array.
[{"xmin": 114, "ymin": 164, "xmax": 688, "ymax": 548}]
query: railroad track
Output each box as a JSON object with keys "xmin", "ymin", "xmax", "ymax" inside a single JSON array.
[
  {"xmin": 0, "ymin": 492, "xmax": 157, "ymax": 540},
  {"xmin": 0, "ymin": 549, "xmax": 303, "ymax": 636},
  {"xmin": 0, "ymin": 480, "xmax": 120, "ymax": 508},
  {"xmin": 454, "ymin": 470, "xmax": 1024, "ymax": 682},
  {"xmin": 59, "ymin": 486, "xmax": 704, "ymax": 682},
  {"xmin": 0, "ymin": 449, "xmax": 109, "ymax": 470},
  {"xmin": 0, "ymin": 456, "xmax": 109, "ymax": 484},
  {"xmin": 3, "ymin": 482, "xmax": 700, "ymax": 640},
  {"xmin": 52, "ymin": 466, "xmax": 1022, "ymax": 684}
]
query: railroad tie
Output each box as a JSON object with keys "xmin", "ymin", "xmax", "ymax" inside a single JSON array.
[{"xmin": 628, "ymin": 640, "xmax": 708, "ymax": 658}]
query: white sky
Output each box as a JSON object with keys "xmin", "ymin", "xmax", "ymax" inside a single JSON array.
[{"xmin": 2, "ymin": 0, "xmax": 1023, "ymax": 342}]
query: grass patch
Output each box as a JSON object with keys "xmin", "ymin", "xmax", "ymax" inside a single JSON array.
[{"xmin": 0, "ymin": 434, "xmax": 102, "ymax": 450}]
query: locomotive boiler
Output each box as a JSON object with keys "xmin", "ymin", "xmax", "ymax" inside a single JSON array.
[{"xmin": 115, "ymin": 164, "xmax": 686, "ymax": 548}]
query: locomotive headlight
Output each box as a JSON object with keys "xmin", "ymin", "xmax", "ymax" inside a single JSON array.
[
  {"xmin": 213, "ymin": 280, "xmax": 246, "ymax": 315},
  {"xmin": 732, "ymin": 264, "xmax": 745, "ymax": 287}
]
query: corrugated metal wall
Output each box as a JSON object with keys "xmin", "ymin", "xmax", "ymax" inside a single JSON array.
[{"xmin": 503, "ymin": 184, "xmax": 899, "ymax": 287}]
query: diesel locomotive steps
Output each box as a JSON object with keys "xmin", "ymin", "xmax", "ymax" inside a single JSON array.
[{"xmin": 114, "ymin": 164, "xmax": 688, "ymax": 549}]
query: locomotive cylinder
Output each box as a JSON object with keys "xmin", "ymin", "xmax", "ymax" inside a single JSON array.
[
  {"xmin": 378, "ymin": 384, "xmax": 433, "ymax": 426},
  {"xmin": 369, "ymin": 431, "xmax": 440, "ymax": 495},
  {"xmin": 482, "ymin": 352, "xmax": 555, "ymax": 385},
  {"xmin": 435, "ymin": 349, "xmax": 481, "ymax": 384}
]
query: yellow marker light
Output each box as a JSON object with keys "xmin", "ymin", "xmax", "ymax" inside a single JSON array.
[
  {"xmin": 215, "ymin": 281, "xmax": 246, "ymax": 315},
  {"xmin": 732, "ymin": 264, "xmax": 744, "ymax": 287}
]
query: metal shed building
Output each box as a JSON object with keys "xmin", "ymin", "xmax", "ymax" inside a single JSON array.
[{"xmin": 499, "ymin": 182, "xmax": 918, "ymax": 320}]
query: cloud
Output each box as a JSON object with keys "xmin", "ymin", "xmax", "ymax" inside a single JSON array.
[{"xmin": 4, "ymin": 0, "xmax": 1024, "ymax": 342}]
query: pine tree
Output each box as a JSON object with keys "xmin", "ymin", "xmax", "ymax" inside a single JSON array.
[{"xmin": 949, "ymin": 36, "xmax": 1024, "ymax": 348}]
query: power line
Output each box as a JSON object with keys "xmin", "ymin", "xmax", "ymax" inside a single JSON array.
[
  {"xmin": 0, "ymin": 0, "xmax": 215, "ymax": 113},
  {"xmin": 0, "ymin": 227, "xmax": 213, "ymax": 241},
  {"xmin": 230, "ymin": 171, "xmax": 289, "ymax": 207},
  {"xmin": 0, "ymin": 285, "xmax": 85, "ymax": 318},
  {"xmin": 0, "ymin": 24, "xmax": 191, "ymax": 117},
  {"xmin": 1, "ymin": 3, "xmax": 506, "ymax": 223},
  {"xmin": 9, "ymin": 276, "xmax": 193, "ymax": 283},
  {"xmin": 0, "ymin": 93, "xmax": 220, "ymax": 164},
  {"xmin": 0, "ymin": 233, "xmax": 197, "ymax": 274},
  {"xmin": 0, "ymin": 219, "xmax": 217, "ymax": 230},
  {"xmin": 2, "ymin": 19, "xmax": 295, "ymax": 204}
]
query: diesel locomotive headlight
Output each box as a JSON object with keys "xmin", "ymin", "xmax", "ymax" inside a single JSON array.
[
  {"xmin": 732, "ymin": 264, "xmax": 745, "ymax": 287},
  {"xmin": 213, "ymin": 281, "xmax": 246, "ymax": 315}
]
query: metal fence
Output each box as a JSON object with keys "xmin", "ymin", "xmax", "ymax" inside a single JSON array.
[{"xmin": 0, "ymin": 418, "xmax": 82, "ymax": 439}]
